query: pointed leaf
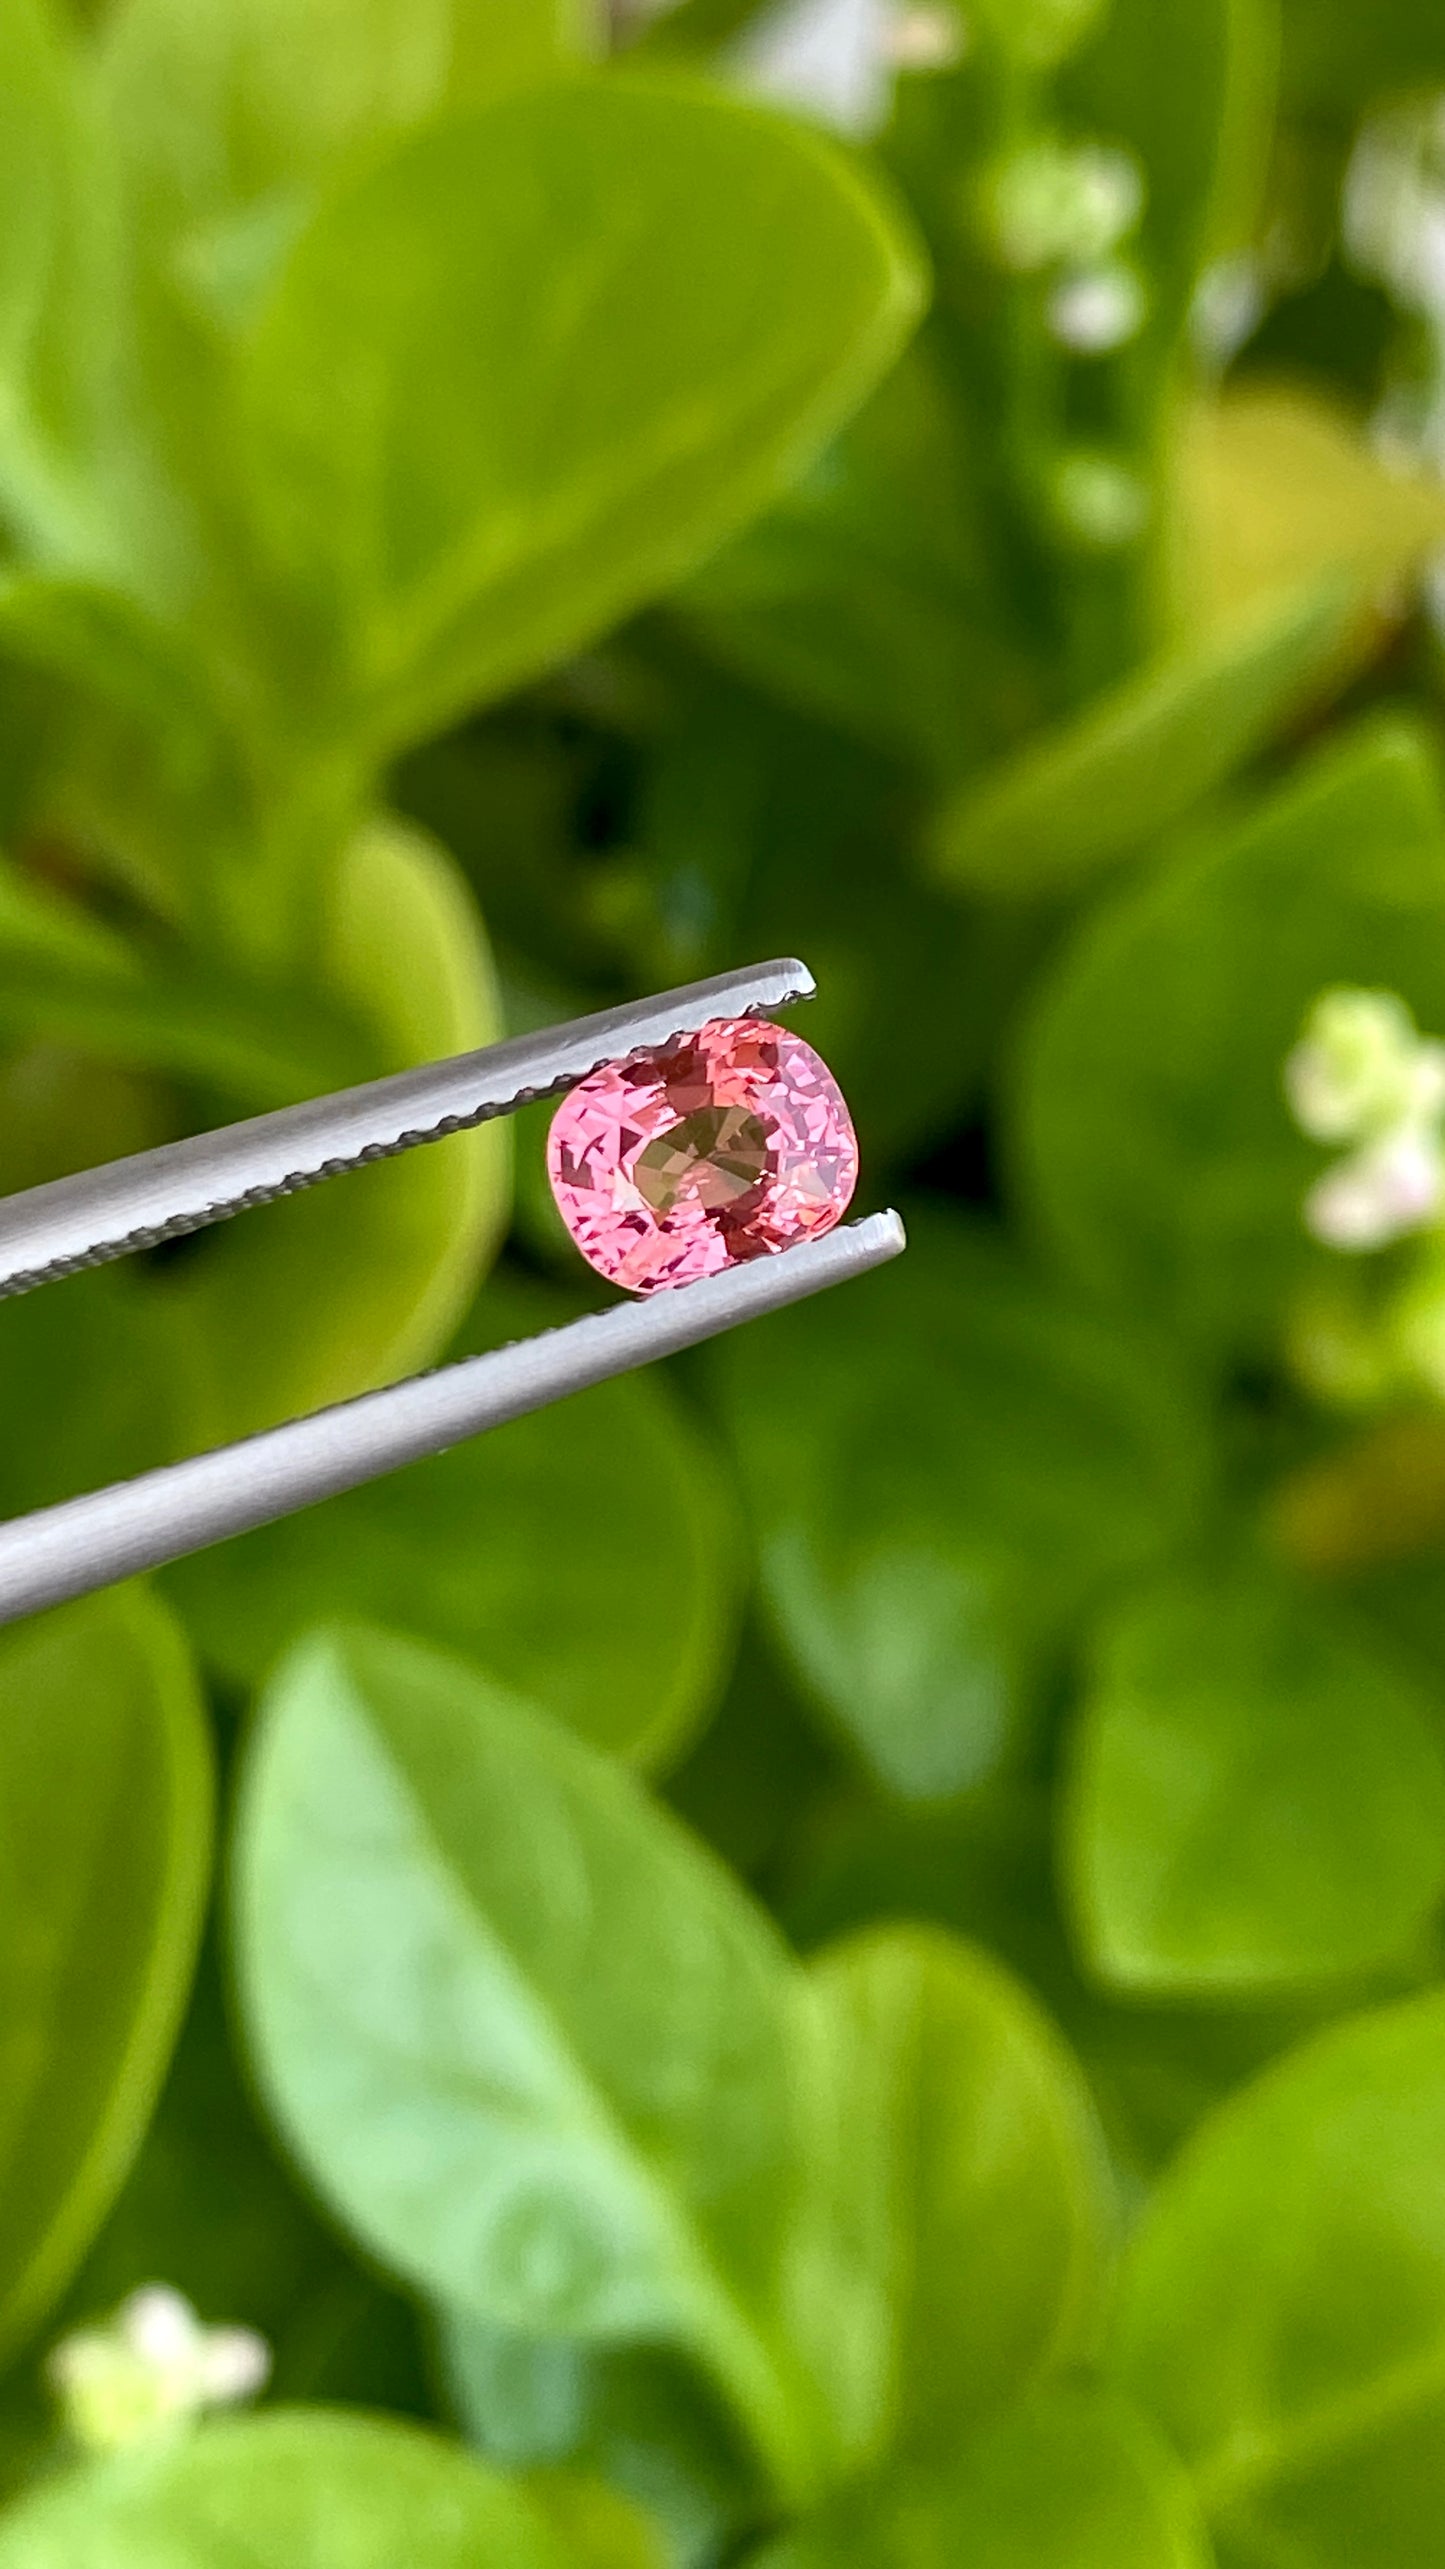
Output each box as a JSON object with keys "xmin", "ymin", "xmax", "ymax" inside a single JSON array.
[
  {"xmin": 234, "ymin": 1625, "xmax": 839, "ymax": 2501},
  {"xmin": 931, "ymin": 579, "xmax": 1358, "ymax": 898}
]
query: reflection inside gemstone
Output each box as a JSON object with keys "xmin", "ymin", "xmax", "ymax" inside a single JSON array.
[{"xmin": 633, "ymin": 1106, "xmax": 771, "ymax": 1215}]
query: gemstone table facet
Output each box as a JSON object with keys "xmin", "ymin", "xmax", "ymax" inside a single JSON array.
[{"xmin": 546, "ymin": 1016, "xmax": 859, "ymax": 1294}]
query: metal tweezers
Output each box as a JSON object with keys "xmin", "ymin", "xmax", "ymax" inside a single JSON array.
[{"xmin": 0, "ymin": 959, "xmax": 905, "ymax": 1629}]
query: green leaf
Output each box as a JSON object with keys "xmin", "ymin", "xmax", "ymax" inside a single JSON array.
[
  {"xmin": 234, "ymin": 1624, "xmax": 843, "ymax": 2504},
  {"xmin": 527, "ymin": 2470, "xmax": 670, "ymax": 2569},
  {"xmin": 713, "ymin": 1212, "xmax": 1209, "ymax": 1797},
  {"xmin": 1112, "ymin": 1991, "xmax": 1445, "ymax": 2569},
  {"xmin": 0, "ymin": 1265, "xmax": 179, "ymax": 1522},
  {"xmin": 165, "ymin": 814, "xmax": 510, "ymax": 1446},
  {"xmin": 930, "ymin": 578, "xmax": 1358, "ymax": 897},
  {"xmin": 1013, "ymin": 716, "xmax": 1445, "ymax": 1356},
  {"xmin": 1179, "ymin": 388, "xmax": 1445, "ymax": 632},
  {"xmin": 807, "ymin": 1925, "xmax": 1112, "ymax": 2466},
  {"xmin": 99, "ymin": 0, "xmax": 599, "ymax": 255},
  {"xmin": 0, "ymin": 575, "xmax": 253, "ymax": 923},
  {"xmin": 0, "ymin": 821, "xmax": 508, "ymax": 1516},
  {"xmin": 0, "ymin": 1047, "xmax": 173, "ymax": 1204},
  {"xmin": 781, "ymin": 1786, "xmax": 1355, "ymax": 2198},
  {"xmin": 0, "ymin": 0, "xmax": 116, "ymax": 554},
  {"xmin": 0, "ymin": 830, "xmax": 362, "ymax": 1108},
  {"xmin": 0, "ymin": 1590, "xmax": 212, "ymax": 2367},
  {"xmin": 236, "ymin": 77, "xmax": 926, "ymax": 756},
  {"xmin": 167, "ymin": 1275, "xmax": 739, "ymax": 1769},
  {"xmin": 1064, "ymin": 1563, "xmax": 1445, "ymax": 1997},
  {"xmin": 0, "ymin": 2408, "xmax": 658, "ymax": 2568},
  {"xmin": 756, "ymin": 2389, "xmax": 1213, "ymax": 2569}
]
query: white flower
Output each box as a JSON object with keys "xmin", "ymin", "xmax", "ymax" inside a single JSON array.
[
  {"xmin": 732, "ymin": 0, "xmax": 896, "ymax": 134},
  {"xmin": 1305, "ymin": 1127, "xmax": 1445, "ymax": 1251},
  {"xmin": 48, "ymin": 2287, "xmax": 270, "ymax": 2457},
  {"xmin": 1286, "ymin": 988, "xmax": 1445, "ymax": 1145},
  {"xmin": 1048, "ymin": 261, "xmax": 1147, "ymax": 352},
  {"xmin": 1346, "ymin": 96, "xmax": 1445, "ymax": 321}
]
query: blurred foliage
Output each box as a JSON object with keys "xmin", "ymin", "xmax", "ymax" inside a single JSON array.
[{"xmin": 5, "ymin": 0, "xmax": 1445, "ymax": 2562}]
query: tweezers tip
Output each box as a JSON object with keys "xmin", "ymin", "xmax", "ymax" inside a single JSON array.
[
  {"xmin": 776, "ymin": 957, "xmax": 816, "ymax": 1005},
  {"xmin": 859, "ymin": 1206, "xmax": 908, "ymax": 1262}
]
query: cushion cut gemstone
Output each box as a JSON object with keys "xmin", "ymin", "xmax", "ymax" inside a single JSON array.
[{"xmin": 547, "ymin": 1015, "xmax": 859, "ymax": 1294}]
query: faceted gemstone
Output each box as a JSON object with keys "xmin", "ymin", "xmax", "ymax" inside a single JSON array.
[{"xmin": 547, "ymin": 1016, "xmax": 859, "ymax": 1294}]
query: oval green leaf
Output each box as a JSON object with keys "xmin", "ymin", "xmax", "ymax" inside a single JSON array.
[
  {"xmin": 1112, "ymin": 1991, "xmax": 1445, "ymax": 2569},
  {"xmin": 1065, "ymin": 1564, "xmax": 1445, "ymax": 1997},
  {"xmin": 233, "ymin": 1624, "xmax": 836, "ymax": 2502},
  {"xmin": 0, "ymin": 2408, "xmax": 656, "ymax": 2569},
  {"xmin": 167, "ymin": 1277, "xmax": 738, "ymax": 1769},
  {"xmin": 806, "ymin": 1925, "xmax": 1112, "ymax": 2466},
  {"xmin": 0, "ymin": 1588, "xmax": 212, "ymax": 2366},
  {"xmin": 237, "ymin": 77, "xmax": 926, "ymax": 755}
]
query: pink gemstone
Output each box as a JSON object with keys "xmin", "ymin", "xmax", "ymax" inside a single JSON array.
[{"xmin": 547, "ymin": 1016, "xmax": 859, "ymax": 1294}]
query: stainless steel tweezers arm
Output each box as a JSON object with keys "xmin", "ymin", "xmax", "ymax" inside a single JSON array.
[
  {"xmin": 0, "ymin": 956, "xmax": 821, "ymax": 1300},
  {"xmin": 0, "ymin": 959, "xmax": 906, "ymax": 1626}
]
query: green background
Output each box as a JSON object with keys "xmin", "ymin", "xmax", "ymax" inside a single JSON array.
[{"xmin": 2, "ymin": 0, "xmax": 1445, "ymax": 2558}]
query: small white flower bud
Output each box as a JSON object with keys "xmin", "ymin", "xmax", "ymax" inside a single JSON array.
[
  {"xmin": 1305, "ymin": 1128, "xmax": 1444, "ymax": 1251},
  {"xmin": 122, "ymin": 2286, "xmax": 203, "ymax": 2369},
  {"xmin": 981, "ymin": 139, "xmax": 1145, "ymax": 274},
  {"xmin": 48, "ymin": 2287, "xmax": 271, "ymax": 2458},
  {"xmin": 1048, "ymin": 261, "xmax": 1147, "ymax": 351},
  {"xmin": 1286, "ymin": 988, "xmax": 1439, "ymax": 1144},
  {"xmin": 197, "ymin": 2328, "xmax": 272, "ymax": 2403},
  {"xmin": 1346, "ymin": 97, "xmax": 1445, "ymax": 321}
]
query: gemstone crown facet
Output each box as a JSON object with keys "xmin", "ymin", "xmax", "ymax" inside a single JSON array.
[{"xmin": 546, "ymin": 1015, "xmax": 859, "ymax": 1294}]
